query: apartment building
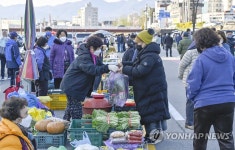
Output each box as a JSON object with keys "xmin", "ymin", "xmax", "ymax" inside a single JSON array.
[{"xmin": 78, "ymin": 2, "xmax": 98, "ymax": 27}]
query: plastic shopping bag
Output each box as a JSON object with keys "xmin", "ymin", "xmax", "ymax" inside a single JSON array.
[
  {"xmin": 75, "ymin": 144, "xmax": 99, "ymax": 150},
  {"xmin": 105, "ymin": 72, "xmax": 129, "ymax": 107},
  {"xmin": 70, "ymin": 131, "xmax": 91, "ymax": 148}
]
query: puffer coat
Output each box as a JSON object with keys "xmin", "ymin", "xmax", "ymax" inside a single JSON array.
[
  {"xmin": 0, "ymin": 118, "xmax": 34, "ymax": 150},
  {"xmin": 50, "ymin": 38, "xmax": 74, "ymax": 78},
  {"xmin": 122, "ymin": 42, "xmax": 171, "ymax": 124}
]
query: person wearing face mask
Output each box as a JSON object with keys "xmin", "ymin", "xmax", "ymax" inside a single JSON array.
[
  {"xmin": 5, "ymin": 31, "xmax": 22, "ymax": 86},
  {"xmin": 226, "ymin": 30, "xmax": 235, "ymax": 55},
  {"xmin": 122, "ymin": 28, "xmax": 170, "ymax": 144},
  {"xmin": 50, "ymin": 29, "xmax": 75, "ymax": 89},
  {"xmin": 60, "ymin": 36, "xmax": 119, "ymax": 121},
  {"xmin": 92, "ymin": 33, "xmax": 106, "ymax": 91},
  {"xmin": 34, "ymin": 36, "xmax": 52, "ymax": 96},
  {"xmin": 0, "ymin": 97, "xmax": 35, "ymax": 150}
]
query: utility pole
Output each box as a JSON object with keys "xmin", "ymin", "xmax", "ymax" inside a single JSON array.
[
  {"xmin": 192, "ymin": 0, "xmax": 200, "ymax": 32},
  {"xmin": 145, "ymin": 4, "xmax": 148, "ymax": 29}
]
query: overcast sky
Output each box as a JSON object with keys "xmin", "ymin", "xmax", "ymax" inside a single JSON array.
[{"xmin": 0, "ymin": 0, "xmax": 142, "ymax": 6}]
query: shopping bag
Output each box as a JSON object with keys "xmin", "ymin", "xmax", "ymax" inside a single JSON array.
[
  {"xmin": 105, "ymin": 72, "xmax": 129, "ymax": 107},
  {"xmin": 74, "ymin": 144, "xmax": 99, "ymax": 150},
  {"xmin": 3, "ymin": 86, "xmax": 20, "ymax": 100},
  {"xmin": 70, "ymin": 131, "xmax": 91, "ymax": 148}
]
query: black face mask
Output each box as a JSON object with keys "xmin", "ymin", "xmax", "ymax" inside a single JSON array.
[{"xmin": 136, "ymin": 45, "xmax": 142, "ymax": 51}]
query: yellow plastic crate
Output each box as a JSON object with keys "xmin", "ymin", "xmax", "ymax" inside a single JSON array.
[{"xmin": 43, "ymin": 94, "xmax": 67, "ymax": 110}]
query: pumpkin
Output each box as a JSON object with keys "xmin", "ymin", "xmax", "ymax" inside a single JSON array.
[
  {"xmin": 35, "ymin": 119, "xmax": 53, "ymax": 132},
  {"xmin": 47, "ymin": 122, "xmax": 65, "ymax": 134}
]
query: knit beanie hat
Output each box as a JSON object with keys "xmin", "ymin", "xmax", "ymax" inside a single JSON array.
[{"xmin": 135, "ymin": 28, "xmax": 155, "ymax": 44}]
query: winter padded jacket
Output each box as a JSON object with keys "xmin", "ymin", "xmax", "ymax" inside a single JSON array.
[
  {"xmin": 50, "ymin": 38, "xmax": 74, "ymax": 78},
  {"xmin": 122, "ymin": 42, "xmax": 171, "ymax": 124},
  {"xmin": 60, "ymin": 43, "xmax": 109, "ymax": 100},
  {"xmin": 0, "ymin": 118, "xmax": 34, "ymax": 150}
]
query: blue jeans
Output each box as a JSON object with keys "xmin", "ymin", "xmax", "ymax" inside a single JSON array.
[
  {"xmin": 8, "ymin": 68, "xmax": 19, "ymax": 86},
  {"xmin": 0, "ymin": 55, "xmax": 6, "ymax": 78},
  {"xmin": 186, "ymin": 98, "xmax": 194, "ymax": 126},
  {"xmin": 119, "ymin": 43, "xmax": 124, "ymax": 52},
  {"xmin": 145, "ymin": 120, "xmax": 167, "ymax": 137}
]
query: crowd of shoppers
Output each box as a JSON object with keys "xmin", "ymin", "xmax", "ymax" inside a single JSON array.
[
  {"xmin": 1, "ymin": 26, "xmax": 235, "ymax": 149},
  {"xmin": 187, "ymin": 28, "xmax": 235, "ymax": 150}
]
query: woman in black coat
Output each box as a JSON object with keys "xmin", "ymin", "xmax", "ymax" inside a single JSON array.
[
  {"xmin": 122, "ymin": 29, "xmax": 170, "ymax": 143},
  {"xmin": 60, "ymin": 36, "xmax": 119, "ymax": 121}
]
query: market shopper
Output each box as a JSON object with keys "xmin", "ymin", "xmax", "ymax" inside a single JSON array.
[
  {"xmin": 164, "ymin": 33, "xmax": 173, "ymax": 57},
  {"xmin": 226, "ymin": 30, "xmax": 235, "ymax": 55},
  {"xmin": 122, "ymin": 28, "xmax": 171, "ymax": 143},
  {"xmin": 177, "ymin": 32, "xmax": 192, "ymax": 60},
  {"xmin": 60, "ymin": 35, "xmax": 119, "ymax": 121},
  {"xmin": 5, "ymin": 32, "xmax": 22, "ymax": 86},
  {"xmin": 0, "ymin": 30, "xmax": 9, "ymax": 80},
  {"xmin": 34, "ymin": 37, "xmax": 52, "ymax": 96},
  {"xmin": 178, "ymin": 48, "xmax": 201, "ymax": 130},
  {"xmin": 93, "ymin": 33, "xmax": 106, "ymax": 91},
  {"xmin": 187, "ymin": 28, "xmax": 235, "ymax": 150},
  {"xmin": 122, "ymin": 33, "xmax": 136, "ymax": 86},
  {"xmin": 50, "ymin": 29, "xmax": 74, "ymax": 89},
  {"xmin": 217, "ymin": 30, "xmax": 230, "ymax": 52},
  {"xmin": 0, "ymin": 97, "xmax": 35, "ymax": 150}
]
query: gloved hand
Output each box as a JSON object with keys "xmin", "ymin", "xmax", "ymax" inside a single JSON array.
[{"xmin": 108, "ymin": 65, "xmax": 119, "ymax": 72}]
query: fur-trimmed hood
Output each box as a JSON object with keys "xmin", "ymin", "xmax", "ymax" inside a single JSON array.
[{"xmin": 53, "ymin": 38, "xmax": 72, "ymax": 45}]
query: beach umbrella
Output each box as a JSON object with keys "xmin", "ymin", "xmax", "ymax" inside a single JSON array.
[{"xmin": 21, "ymin": 0, "xmax": 39, "ymax": 81}]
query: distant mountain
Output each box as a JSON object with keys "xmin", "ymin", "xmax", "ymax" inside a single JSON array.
[{"xmin": 0, "ymin": 0, "xmax": 155, "ymax": 22}]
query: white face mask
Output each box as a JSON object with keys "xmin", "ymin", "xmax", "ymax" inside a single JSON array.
[
  {"xmin": 43, "ymin": 45, "xmax": 49, "ymax": 50},
  {"xmin": 60, "ymin": 37, "xmax": 66, "ymax": 42},
  {"xmin": 94, "ymin": 49, "xmax": 102, "ymax": 56}
]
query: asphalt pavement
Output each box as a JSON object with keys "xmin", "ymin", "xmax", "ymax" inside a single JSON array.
[{"xmin": 0, "ymin": 45, "xmax": 234, "ymax": 150}]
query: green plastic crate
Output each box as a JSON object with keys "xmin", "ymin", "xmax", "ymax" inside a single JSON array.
[
  {"xmin": 68, "ymin": 119, "xmax": 102, "ymax": 147},
  {"xmin": 34, "ymin": 131, "xmax": 67, "ymax": 149}
]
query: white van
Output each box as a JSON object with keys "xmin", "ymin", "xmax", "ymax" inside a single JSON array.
[
  {"xmin": 75, "ymin": 32, "xmax": 91, "ymax": 43},
  {"xmin": 67, "ymin": 32, "xmax": 74, "ymax": 41}
]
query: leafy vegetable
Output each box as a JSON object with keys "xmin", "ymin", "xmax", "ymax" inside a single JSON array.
[
  {"xmin": 128, "ymin": 111, "xmax": 141, "ymax": 129},
  {"xmin": 105, "ymin": 72, "xmax": 129, "ymax": 106},
  {"xmin": 108, "ymin": 112, "xmax": 118, "ymax": 128},
  {"xmin": 116, "ymin": 111, "xmax": 140, "ymax": 130},
  {"xmin": 82, "ymin": 114, "xmax": 92, "ymax": 119},
  {"xmin": 91, "ymin": 110, "xmax": 141, "ymax": 133},
  {"xmin": 92, "ymin": 110, "xmax": 109, "ymax": 133}
]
